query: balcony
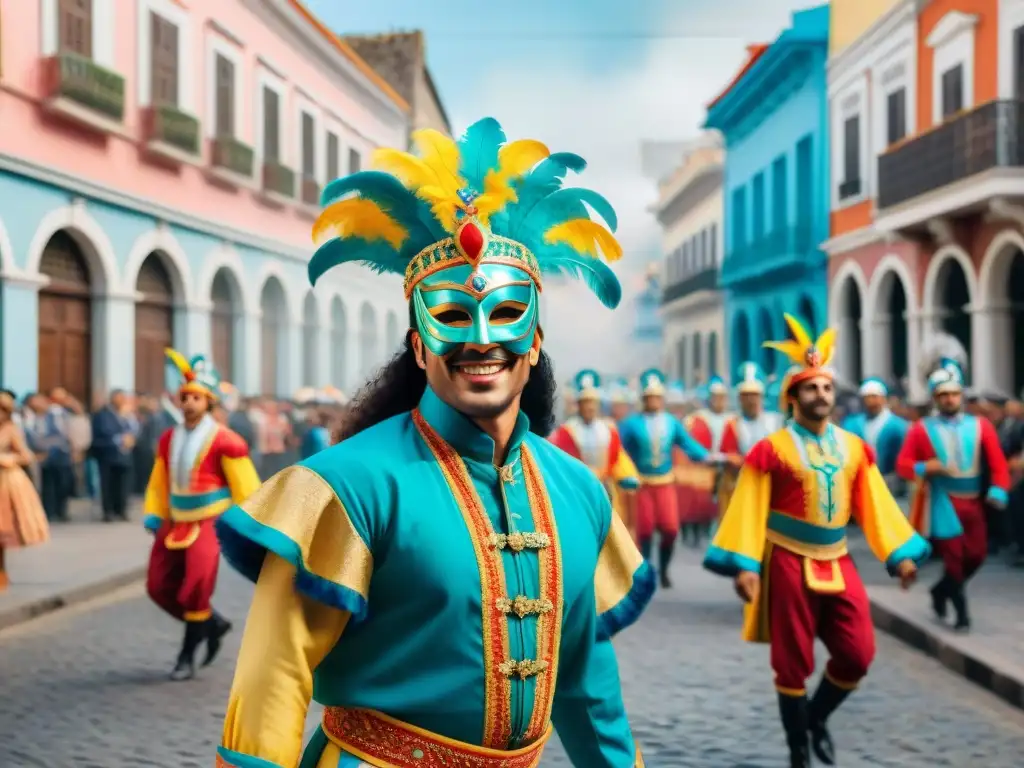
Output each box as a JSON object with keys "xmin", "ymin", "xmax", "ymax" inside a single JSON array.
[
  {"xmin": 260, "ymin": 161, "xmax": 295, "ymax": 205},
  {"xmin": 301, "ymin": 176, "xmax": 322, "ymax": 208},
  {"xmin": 721, "ymin": 225, "xmax": 824, "ymax": 288},
  {"xmin": 42, "ymin": 52, "xmax": 125, "ymax": 133},
  {"xmin": 142, "ymin": 104, "xmax": 200, "ymax": 164},
  {"xmin": 210, "ymin": 136, "xmax": 255, "ymax": 185},
  {"xmin": 661, "ymin": 267, "xmax": 719, "ymax": 305},
  {"xmin": 877, "ymin": 100, "xmax": 1024, "ymax": 232}
]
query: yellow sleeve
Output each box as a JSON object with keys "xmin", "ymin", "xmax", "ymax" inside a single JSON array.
[
  {"xmin": 218, "ymin": 553, "xmax": 349, "ymax": 768},
  {"xmin": 854, "ymin": 458, "xmax": 931, "ymax": 574},
  {"xmin": 703, "ymin": 463, "xmax": 771, "ymax": 576},
  {"xmin": 595, "ymin": 512, "xmax": 655, "ymax": 639},
  {"xmin": 610, "ymin": 448, "xmax": 640, "ymax": 490},
  {"xmin": 142, "ymin": 457, "xmax": 169, "ymax": 531},
  {"xmin": 221, "ymin": 455, "xmax": 262, "ymax": 504}
]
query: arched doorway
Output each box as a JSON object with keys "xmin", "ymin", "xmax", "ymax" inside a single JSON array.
[
  {"xmin": 385, "ymin": 311, "xmax": 400, "ymax": 357},
  {"xmin": 330, "ymin": 297, "xmax": 347, "ymax": 390},
  {"xmin": 934, "ymin": 258, "xmax": 972, "ymax": 371},
  {"xmin": 836, "ymin": 277, "xmax": 863, "ymax": 385},
  {"xmin": 134, "ymin": 253, "xmax": 175, "ymax": 395},
  {"xmin": 691, "ymin": 331, "xmax": 703, "ymax": 380},
  {"xmin": 980, "ymin": 238, "xmax": 1024, "ymax": 396},
  {"xmin": 706, "ymin": 331, "xmax": 719, "ymax": 380},
  {"xmin": 757, "ymin": 307, "xmax": 774, "ymax": 371},
  {"xmin": 302, "ymin": 292, "xmax": 318, "ymax": 387},
  {"xmin": 210, "ymin": 268, "xmax": 240, "ymax": 383},
  {"xmin": 260, "ymin": 278, "xmax": 288, "ymax": 396},
  {"xmin": 732, "ymin": 312, "xmax": 751, "ymax": 367},
  {"xmin": 359, "ymin": 302, "xmax": 378, "ymax": 383},
  {"xmin": 1010, "ymin": 253, "xmax": 1024, "ymax": 395},
  {"xmin": 676, "ymin": 336, "xmax": 688, "ymax": 383},
  {"xmin": 871, "ymin": 269, "xmax": 909, "ymax": 387},
  {"xmin": 797, "ymin": 294, "xmax": 817, "ymax": 338},
  {"xmin": 38, "ymin": 231, "xmax": 93, "ymax": 406}
]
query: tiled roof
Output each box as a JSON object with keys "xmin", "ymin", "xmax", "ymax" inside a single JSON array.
[{"xmin": 707, "ymin": 44, "xmax": 769, "ymax": 109}]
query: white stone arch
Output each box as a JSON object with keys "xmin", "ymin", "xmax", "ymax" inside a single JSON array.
[
  {"xmin": 864, "ymin": 254, "xmax": 918, "ymax": 386},
  {"xmin": 827, "ymin": 260, "xmax": 869, "ymax": 330},
  {"xmin": 195, "ymin": 244, "xmax": 251, "ymax": 316},
  {"xmin": 922, "ymin": 243, "xmax": 977, "ymax": 318},
  {"xmin": 121, "ymin": 226, "xmax": 194, "ymax": 305},
  {"xmin": 358, "ymin": 300, "xmax": 379, "ymax": 380},
  {"xmin": 864, "ymin": 254, "xmax": 919, "ymax": 318},
  {"xmin": 977, "ymin": 227, "xmax": 1024, "ymax": 306},
  {"xmin": 828, "ymin": 260, "xmax": 868, "ymax": 384},
  {"xmin": 976, "ymin": 228, "xmax": 1024, "ymax": 393},
  {"xmin": 25, "ymin": 202, "xmax": 118, "ymax": 294},
  {"xmin": 0, "ymin": 215, "xmax": 15, "ymax": 273},
  {"xmin": 254, "ymin": 259, "xmax": 300, "ymax": 324}
]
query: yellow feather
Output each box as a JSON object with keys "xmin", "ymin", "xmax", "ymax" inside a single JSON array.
[
  {"xmin": 474, "ymin": 140, "xmax": 551, "ymax": 223},
  {"xmin": 762, "ymin": 340, "xmax": 805, "ymax": 364},
  {"xmin": 543, "ymin": 219, "xmax": 623, "ymax": 261},
  {"xmin": 417, "ymin": 185, "xmax": 459, "ymax": 232},
  {"xmin": 164, "ymin": 348, "xmax": 191, "ymax": 376},
  {"xmin": 411, "ymin": 129, "xmax": 465, "ymax": 197},
  {"xmin": 312, "ymin": 198, "xmax": 408, "ymax": 249},
  {"xmin": 815, "ymin": 327, "xmax": 837, "ymax": 366},
  {"xmin": 371, "ymin": 148, "xmax": 438, "ymax": 190},
  {"xmin": 783, "ymin": 313, "xmax": 812, "ymax": 349}
]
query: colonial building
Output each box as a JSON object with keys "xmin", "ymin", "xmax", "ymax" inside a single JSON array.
[
  {"xmin": 653, "ymin": 133, "xmax": 725, "ymax": 386},
  {"xmin": 826, "ymin": 0, "xmax": 1024, "ymax": 400},
  {"xmin": 0, "ymin": 0, "xmax": 415, "ymax": 404},
  {"xmin": 344, "ymin": 31, "xmax": 451, "ymax": 139},
  {"xmin": 705, "ymin": 6, "xmax": 831, "ymax": 379}
]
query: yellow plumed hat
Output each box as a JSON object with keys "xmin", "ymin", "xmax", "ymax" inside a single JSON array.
[{"xmin": 763, "ymin": 313, "xmax": 836, "ymax": 394}]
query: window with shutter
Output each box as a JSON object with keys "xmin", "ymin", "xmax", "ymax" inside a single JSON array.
[
  {"xmin": 941, "ymin": 65, "xmax": 963, "ymax": 118},
  {"xmin": 839, "ymin": 116, "xmax": 861, "ymax": 200},
  {"xmin": 263, "ymin": 87, "xmax": 280, "ymax": 160},
  {"xmin": 302, "ymin": 113, "xmax": 315, "ymax": 176},
  {"xmin": 215, "ymin": 53, "xmax": 235, "ymax": 137},
  {"xmin": 150, "ymin": 13, "xmax": 179, "ymax": 107},
  {"xmin": 327, "ymin": 132, "xmax": 340, "ymax": 179},
  {"xmin": 59, "ymin": 0, "xmax": 93, "ymax": 57},
  {"xmin": 886, "ymin": 88, "xmax": 906, "ymax": 145},
  {"xmin": 348, "ymin": 148, "xmax": 361, "ymax": 173}
]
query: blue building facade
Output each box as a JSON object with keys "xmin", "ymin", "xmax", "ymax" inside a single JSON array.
[{"xmin": 705, "ymin": 5, "xmax": 830, "ymax": 378}]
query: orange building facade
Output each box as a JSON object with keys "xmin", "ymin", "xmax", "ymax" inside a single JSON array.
[{"xmin": 824, "ymin": 0, "xmax": 1024, "ymax": 401}]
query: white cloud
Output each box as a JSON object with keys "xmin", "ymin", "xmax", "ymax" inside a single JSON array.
[{"xmin": 448, "ymin": 2, "xmax": 805, "ymax": 379}]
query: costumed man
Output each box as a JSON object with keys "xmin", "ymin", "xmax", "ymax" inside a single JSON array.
[
  {"xmin": 896, "ymin": 340, "xmax": 1010, "ymax": 632},
  {"xmin": 668, "ymin": 380, "xmax": 704, "ymax": 548},
  {"xmin": 685, "ymin": 374, "xmax": 738, "ymax": 534},
  {"xmin": 550, "ymin": 370, "xmax": 640, "ymax": 535},
  {"xmin": 703, "ymin": 315, "xmax": 930, "ymax": 768},
  {"xmin": 607, "ymin": 377, "xmax": 636, "ymax": 425},
  {"xmin": 842, "ymin": 378, "xmax": 908, "ymax": 485},
  {"xmin": 143, "ymin": 350, "xmax": 261, "ymax": 681},
  {"xmin": 214, "ymin": 119, "xmax": 652, "ymax": 767},
  {"xmin": 619, "ymin": 369, "xmax": 715, "ymax": 587}
]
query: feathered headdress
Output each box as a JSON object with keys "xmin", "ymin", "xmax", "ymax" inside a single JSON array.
[
  {"xmin": 918, "ymin": 331, "xmax": 967, "ymax": 383},
  {"xmin": 308, "ymin": 118, "xmax": 623, "ymax": 308},
  {"xmin": 734, "ymin": 362, "xmax": 766, "ymax": 395},
  {"xmin": 165, "ymin": 348, "xmax": 221, "ymax": 401},
  {"xmin": 572, "ymin": 369, "xmax": 603, "ymax": 401},
  {"xmin": 763, "ymin": 313, "xmax": 836, "ymax": 391}
]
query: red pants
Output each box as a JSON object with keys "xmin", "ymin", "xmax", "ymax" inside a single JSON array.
[
  {"xmin": 147, "ymin": 517, "xmax": 221, "ymax": 622},
  {"xmin": 636, "ymin": 483, "xmax": 679, "ymax": 540},
  {"xmin": 678, "ymin": 486, "xmax": 717, "ymax": 525},
  {"xmin": 768, "ymin": 547, "xmax": 876, "ymax": 693},
  {"xmin": 931, "ymin": 501, "xmax": 987, "ymax": 583}
]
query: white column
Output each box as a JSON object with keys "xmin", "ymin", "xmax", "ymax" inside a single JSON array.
[
  {"xmin": 95, "ymin": 292, "xmax": 137, "ymax": 394},
  {"xmin": 242, "ymin": 311, "xmax": 261, "ymax": 396},
  {"xmin": 177, "ymin": 301, "xmax": 212, "ymax": 357},
  {"xmin": 279, "ymin": 319, "xmax": 302, "ymax": 398},
  {"xmin": 968, "ymin": 303, "xmax": 1007, "ymax": 392},
  {"xmin": 317, "ymin": 323, "xmax": 332, "ymax": 388},
  {"xmin": 906, "ymin": 309, "xmax": 927, "ymax": 403}
]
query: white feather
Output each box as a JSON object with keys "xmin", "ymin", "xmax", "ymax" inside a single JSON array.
[{"xmin": 918, "ymin": 331, "xmax": 968, "ymax": 380}]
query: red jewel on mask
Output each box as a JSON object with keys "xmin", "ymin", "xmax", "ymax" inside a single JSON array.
[{"xmin": 456, "ymin": 220, "xmax": 486, "ymax": 267}]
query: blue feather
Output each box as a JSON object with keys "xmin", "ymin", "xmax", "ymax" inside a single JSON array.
[
  {"xmin": 518, "ymin": 187, "xmax": 618, "ymax": 240},
  {"xmin": 308, "ymin": 237, "xmax": 407, "ymax": 286},
  {"xmin": 504, "ymin": 153, "xmax": 588, "ymax": 238},
  {"xmin": 458, "ymin": 118, "xmax": 506, "ymax": 193},
  {"xmin": 537, "ymin": 245, "xmax": 622, "ymax": 309},
  {"xmin": 319, "ymin": 171, "xmax": 446, "ymax": 244}
]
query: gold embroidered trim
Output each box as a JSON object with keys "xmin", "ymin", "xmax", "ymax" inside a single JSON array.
[
  {"xmin": 490, "ymin": 532, "xmax": 550, "ymax": 552},
  {"xmin": 496, "ymin": 595, "xmax": 554, "ymax": 618},
  {"xmin": 498, "ymin": 659, "xmax": 550, "ymax": 679}
]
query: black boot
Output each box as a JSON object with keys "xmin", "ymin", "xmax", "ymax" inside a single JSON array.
[
  {"xmin": 930, "ymin": 574, "xmax": 951, "ymax": 621},
  {"xmin": 777, "ymin": 692, "xmax": 811, "ymax": 768},
  {"xmin": 202, "ymin": 611, "xmax": 233, "ymax": 667},
  {"xmin": 807, "ymin": 676, "xmax": 853, "ymax": 765},
  {"xmin": 949, "ymin": 581, "xmax": 970, "ymax": 631},
  {"xmin": 658, "ymin": 542, "xmax": 674, "ymax": 589},
  {"xmin": 169, "ymin": 620, "xmax": 205, "ymax": 681}
]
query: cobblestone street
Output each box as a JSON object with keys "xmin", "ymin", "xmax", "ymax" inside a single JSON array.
[{"xmin": 1, "ymin": 549, "xmax": 1023, "ymax": 768}]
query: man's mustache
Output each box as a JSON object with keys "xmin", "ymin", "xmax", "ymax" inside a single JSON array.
[{"xmin": 447, "ymin": 346, "xmax": 513, "ymax": 366}]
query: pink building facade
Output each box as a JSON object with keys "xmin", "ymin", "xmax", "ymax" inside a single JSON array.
[{"xmin": 0, "ymin": 0, "xmax": 412, "ymax": 404}]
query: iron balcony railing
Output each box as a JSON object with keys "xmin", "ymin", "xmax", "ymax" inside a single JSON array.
[
  {"xmin": 878, "ymin": 100, "xmax": 1024, "ymax": 210},
  {"xmin": 661, "ymin": 267, "xmax": 718, "ymax": 305},
  {"xmin": 721, "ymin": 224, "xmax": 822, "ymax": 287}
]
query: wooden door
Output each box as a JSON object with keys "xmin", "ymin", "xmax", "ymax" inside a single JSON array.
[
  {"xmin": 38, "ymin": 232, "xmax": 92, "ymax": 406},
  {"xmin": 134, "ymin": 254, "xmax": 174, "ymax": 395}
]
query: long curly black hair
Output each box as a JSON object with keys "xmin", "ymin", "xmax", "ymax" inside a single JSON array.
[{"xmin": 336, "ymin": 334, "xmax": 557, "ymax": 442}]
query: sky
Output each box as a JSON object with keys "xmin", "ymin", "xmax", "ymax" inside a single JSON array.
[{"xmin": 306, "ymin": 0, "xmax": 820, "ymax": 375}]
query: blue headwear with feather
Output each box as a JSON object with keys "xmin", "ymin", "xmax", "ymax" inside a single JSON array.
[{"xmin": 309, "ymin": 118, "xmax": 623, "ymax": 358}]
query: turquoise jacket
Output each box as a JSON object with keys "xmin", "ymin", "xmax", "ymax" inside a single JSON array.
[
  {"xmin": 841, "ymin": 410, "xmax": 908, "ymax": 476},
  {"xmin": 619, "ymin": 411, "xmax": 709, "ymax": 477},
  {"xmin": 216, "ymin": 386, "xmax": 653, "ymax": 767}
]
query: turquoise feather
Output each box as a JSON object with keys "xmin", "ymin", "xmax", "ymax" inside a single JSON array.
[
  {"xmin": 516, "ymin": 188, "xmax": 618, "ymax": 245},
  {"xmin": 458, "ymin": 117, "xmax": 506, "ymax": 193},
  {"xmin": 308, "ymin": 236, "xmax": 407, "ymax": 286},
  {"xmin": 505, "ymin": 153, "xmax": 588, "ymax": 237},
  {"xmin": 320, "ymin": 171, "xmax": 446, "ymax": 245},
  {"xmin": 537, "ymin": 244, "xmax": 622, "ymax": 309}
]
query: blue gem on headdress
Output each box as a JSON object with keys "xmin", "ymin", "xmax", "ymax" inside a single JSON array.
[
  {"xmin": 471, "ymin": 274, "xmax": 487, "ymax": 291},
  {"xmin": 458, "ymin": 187, "xmax": 479, "ymax": 204}
]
